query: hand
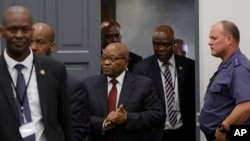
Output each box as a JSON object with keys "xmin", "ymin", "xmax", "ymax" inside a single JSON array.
[
  {"xmin": 104, "ymin": 105, "xmax": 127, "ymax": 130},
  {"xmin": 115, "ymin": 104, "xmax": 127, "ymax": 124},
  {"xmin": 104, "ymin": 111, "xmax": 117, "ymax": 130},
  {"xmin": 215, "ymin": 129, "xmax": 229, "ymax": 141},
  {"xmin": 106, "ymin": 111, "xmax": 118, "ymax": 123}
]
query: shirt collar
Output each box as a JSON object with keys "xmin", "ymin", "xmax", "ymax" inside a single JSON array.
[
  {"xmin": 107, "ymin": 70, "xmax": 126, "ymax": 85},
  {"xmin": 4, "ymin": 48, "xmax": 34, "ymax": 69},
  {"xmin": 219, "ymin": 48, "xmax": 240, "ymax": 69},
  {"xmin": 157, "ymin": 54, "xmax": 175, "ymax": 68}
]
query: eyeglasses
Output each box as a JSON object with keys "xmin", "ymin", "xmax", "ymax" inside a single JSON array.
[
  {"xmin": 101, "ymin": 57, "xmax": 128, "ymax": 63},
  {"xmin": 103, "ymin": 33, "xmax": 121, "ymax": 40},
  {"xmin": 153, "ymin": 41, "xmax": 174, "ymax": 49}
]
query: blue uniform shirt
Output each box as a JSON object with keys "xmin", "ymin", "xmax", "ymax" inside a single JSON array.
[{"xmin": 200, "ymin": 49, "xmax": 250, "ymax": 134}]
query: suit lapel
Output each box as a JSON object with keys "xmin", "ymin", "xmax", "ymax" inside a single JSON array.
[
  {"xmin": 151, "ymin": 56, "xmax": 166, "ymax": 106},
  {"xmin": 34, "ymin": 56, "xmax": 49, "ymax": 120},
  {"xmin": 95, "ymin": 76, "xmax": 108, "ymax": 114},
  {"xmin": 118, "ymin": 72, "xmax": 134, "ymax": 107},
  {"xmin": 174, "ymin": 55, "xmax": 184, "ymax": 106},
  {"xmin": 0, "ymin": 56, "xmax": 19, "ymax": 120}
]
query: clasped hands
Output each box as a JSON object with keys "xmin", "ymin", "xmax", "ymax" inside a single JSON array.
[{"xmin": 104, "ymin": 104, "xmax": 127, "ymax": 130}]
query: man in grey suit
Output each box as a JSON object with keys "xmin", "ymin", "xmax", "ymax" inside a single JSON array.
[
  {"xmin": 0, "ymin": 5, "xmax": 72, "ymax": 141},
  {"xmin": 83, "ymin": 42, "xmax": 165, "ymax": 141}
]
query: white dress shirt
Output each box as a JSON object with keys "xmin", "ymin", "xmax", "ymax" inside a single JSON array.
[
  {"xmin": 157, "ymin": 54, "xmax": 183, "ymax": 130},
  {"xmin": 107, "ymin": 70, "xmax": 126, "ymax": 108},
  {"xmin": 4, "ymin": 49, "xmax": 47, "ymax": 141}
]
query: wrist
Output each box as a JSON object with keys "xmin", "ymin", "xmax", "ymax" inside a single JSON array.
[{"xmin": 217, "ymin": 123, "xmax": 229, "ymax": 133}]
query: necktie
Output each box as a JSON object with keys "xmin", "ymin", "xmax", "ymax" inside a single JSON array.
[
  {"xmin": 15, "ymin": 64, "xmax": 35, "ymax": 141},
  {"xmin": 164, "ymin": 62, "xmax": 177, "ymax": 126},
  {"xmin": 106, "ymin": 79, "xmax": 118, "ymax": 141},
  {"xmin": 108, "ymin": 79, "xmax": 118, "ymax": 112}
]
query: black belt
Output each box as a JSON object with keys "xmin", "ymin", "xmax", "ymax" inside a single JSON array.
[
  {"xmin": 162, "ymin": 126, "xmax": 186, "ymax": 140},
  {"xmin": 205, "ymin": 131, "xmax": 215, "ymax": 140},
  {"xmin": 163, "ymin": 126, "xmax": 184, "ymax": 135}
]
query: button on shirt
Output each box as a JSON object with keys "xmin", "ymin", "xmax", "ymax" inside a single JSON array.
[
  {"xmin": 200, "ymin": 49, "xmax": 250, "ymax": 134},
  {"xmin": 4, "ymin": 49, "xmax": 47, "ymax": 141}
]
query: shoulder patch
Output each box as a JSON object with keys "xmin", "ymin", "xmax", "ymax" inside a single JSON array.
[{"xmin": 232, "ymin": 58, "xmax": 241, "ymax": 68}]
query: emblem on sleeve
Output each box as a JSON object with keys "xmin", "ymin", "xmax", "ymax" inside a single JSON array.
[{"xmin": 232, "ymin": 58, "xmax": 241, "ymax": 68}]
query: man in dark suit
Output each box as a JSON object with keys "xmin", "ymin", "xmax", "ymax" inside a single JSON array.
[
  {"xmin": 83, "ymin": 42, "xmax": 165, "ymax": 141},
  {"xmin": 31, "ymin": 23, "xmax": 89, "ymax": 141},
  {"xmin": 101, "ymin": 20, "xmax": 142, "ymax": 71},
  {"xmin": 0, "ymin": 5, "xmax": 72, "ymax": 141},
  {"xmin": 133, "ymin": 25, "xmax": 195, "ymax": 141}
]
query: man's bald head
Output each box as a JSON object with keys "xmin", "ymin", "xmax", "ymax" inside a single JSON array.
[
  {"xmin": 102, "ymin": 42, "xmax": 129, "ymax": 78},
  {"xmin": 31, "ymin": 23, "xmax": 56, "ymax": 56},
  {"xmin": 152, "ymin": 25, "xmax": 175, "ymax": 62},
  {"xmin": 33, "ymin": 23, "xmax": 55, "ymax": 42},
  {"xmin": 0, "ymin": 5, "xmax": 33, "ymax": 62},
  {"xmin": 105, "ymin": 42, "xmax": 129, "ymax": 59},
  {"xmin": 2, "ymin": 5, "xmax": 33, "ymax": 27},
  {"xmin": 152, "ymin": 25, "xmax": 174, "ymax": 42}
]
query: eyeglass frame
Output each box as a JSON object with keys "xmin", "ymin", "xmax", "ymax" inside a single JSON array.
[{"xmin": 100, "ymin": 56, "xmax": 129, "ymax": 63}]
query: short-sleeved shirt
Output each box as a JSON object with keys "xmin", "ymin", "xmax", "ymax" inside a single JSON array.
[{"xmin": 199, "ymin": 49, "xmax": 250, "ymax": 134}]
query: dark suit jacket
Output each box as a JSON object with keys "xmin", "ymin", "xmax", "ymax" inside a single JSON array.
[
  {"xmin": 67, "ymin": 74, "xmax": 89, "ymax": 141},
  {"xmin": 127, "ymin": 51, "xmax": 142, "ymax": 72},
  {"xmin": 132, "ymin": 54, "xmax": 195, "ymax": 141},
  {"xmin": 0, "ymin": 55, "xmax": 72, "ymax": 141},
  {"xmin": 83, "ymin": 72, "xmax": 165, "ymax": 141}
]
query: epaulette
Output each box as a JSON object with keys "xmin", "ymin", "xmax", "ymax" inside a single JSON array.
[{"xmin": 232, "ymin": 58, "xmax": 241, "ymax": 68}]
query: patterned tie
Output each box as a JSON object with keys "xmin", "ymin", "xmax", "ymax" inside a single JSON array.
[
  {"xmin": 164, "ymin": 62, "xmax": 177, "ymax": 126},
  {"xmin": 108, "ymin": 79, "xmax": 118, "ymax": 112},
  {"xmin": 15, "ymin": 64, "xmax": 36, "ymax": 141}
]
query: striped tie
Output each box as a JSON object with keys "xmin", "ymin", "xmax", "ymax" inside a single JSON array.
[{"xmin": 164, "ymin": 62, "xmax": 177, "ymax": 126}]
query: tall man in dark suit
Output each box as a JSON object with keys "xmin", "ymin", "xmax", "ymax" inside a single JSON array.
[
  {"xmin": 31, "ymin": 23, "xmax": 89, "ymax": 141},
  {"xmin": 0, "ymin": 5, "xmax": 72, "ymax": 141},
  {"xmin": 83, "ymin": 42, "xmax": 165, "ymax": 141},
  {"xmin": 101, "ymin": 20, "xmax": 142, "ymax": 71},
  {"xmin": 133, "ymin": 25, "xmax": 195, "ymax": 141}
]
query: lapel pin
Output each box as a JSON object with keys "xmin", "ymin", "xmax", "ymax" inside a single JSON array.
[
  {"xmin": 40, "ymin": 69, "xmax": 46, "ymax": 75},
  {"xmin": 178, "ymin": 66, "xmax": 183, "ymax": 70}
]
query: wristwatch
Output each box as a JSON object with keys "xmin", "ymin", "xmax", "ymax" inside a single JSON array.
[{"xmin": 217, "ymin": 123, "xmax": 228, "ymax": 133}]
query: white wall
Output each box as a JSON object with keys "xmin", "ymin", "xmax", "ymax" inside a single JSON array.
[{"xmin": 199, "ymin": 0, "xmax": 250, "ymax": 140}]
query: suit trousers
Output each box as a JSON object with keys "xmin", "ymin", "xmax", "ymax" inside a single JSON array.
[
  {"xmin": 204, "ymin": 131, "xmax": 216, "ymax": 141},
  {"xmin": 162, "ymin": 126, "xmax": 185, "ymax": 141}
]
